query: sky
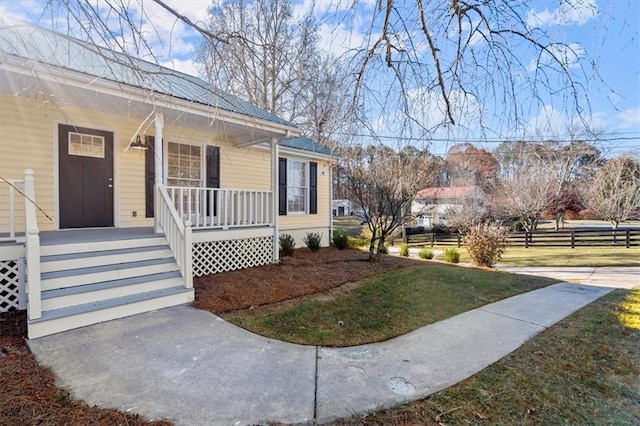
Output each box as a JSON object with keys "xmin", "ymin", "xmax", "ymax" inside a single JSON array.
[{"xmin": 1, "ymin": 0, "xmax": 639, "ymax": 157}]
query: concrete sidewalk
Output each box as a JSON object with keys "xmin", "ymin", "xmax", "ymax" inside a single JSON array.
[
  {"xmin": 498, "ymin": 266, "xmax": 639, "ymax": 289},
  {"xmin": 28, "ymin": 281, "xmax": 614, "ymax": 425}
]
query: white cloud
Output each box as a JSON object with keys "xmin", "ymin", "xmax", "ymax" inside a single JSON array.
[
  {"xmin": 528, "ymin": 42, "xmax": 586, "ymax": 72},
  {"xmin": 317, "ymin": 22, "xmax": 366, "ymax": 57},
  {"xmin": 616, "ymin": 106, "xmax": 640, "ymax": 129},
  {"xmin": 527, "ymin": 0, "xmax": 598, "ymax": 27}
]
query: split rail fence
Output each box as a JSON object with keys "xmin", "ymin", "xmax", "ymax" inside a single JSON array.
[{"xmin": 404, "ymin": 228, "xmax": 640, "ymax": 248}]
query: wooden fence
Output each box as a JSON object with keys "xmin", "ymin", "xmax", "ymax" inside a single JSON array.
[{"xmin": 404, "ymin": 228, "xmax": 640, "ymax": 248}]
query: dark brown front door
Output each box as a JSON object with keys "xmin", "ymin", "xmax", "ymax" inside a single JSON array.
[{"xmin": 59, "ymin": 124, "xmax": 114, "ymax": 228}]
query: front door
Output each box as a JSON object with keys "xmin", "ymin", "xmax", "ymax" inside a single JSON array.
[{"xmin": 59, "ymin": 124, "xmax": 114, "ymax": 228}]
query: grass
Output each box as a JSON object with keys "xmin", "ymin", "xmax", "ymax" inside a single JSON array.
[
  {"xmin": 332, "ymin": 288, "xmax": 640, "ymax": 425},
  {"xmin": 499, "ymin": 246, "xmax": 640, "ymax": 267},
  {"xmin": 226, "ymin": 263, "xmax": 557, "ymax": 346}
]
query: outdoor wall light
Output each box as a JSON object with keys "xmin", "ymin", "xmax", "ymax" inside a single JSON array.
[{"xmin": 130, "ymin": 134, "xmax": 148, "ymax": 149}]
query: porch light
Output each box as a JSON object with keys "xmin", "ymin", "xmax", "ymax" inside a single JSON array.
[{"xmin": 130, "ymin": 134, "xmax": 147, "ymax": 150}]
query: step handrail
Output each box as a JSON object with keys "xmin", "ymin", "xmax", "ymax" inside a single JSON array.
[
  {"xmin": 156, "ymin": 184, "xmax": 193, "ymax": 288},
  {"xmin": 24, "ymin": 169, "xmax": 42, "ymax": 319}
]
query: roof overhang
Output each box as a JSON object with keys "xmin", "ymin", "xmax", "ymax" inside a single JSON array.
[{"xmin": 0, "ymin": 54, "xmax": 301, "ymax": 143}]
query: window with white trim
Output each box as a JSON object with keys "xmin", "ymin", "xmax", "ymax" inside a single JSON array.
[
  {"xmin": 287, "ymin": 159, "xmax": 307, "ymax": 213},
  {"xmin": 167, "ymin": 142, "xmax": 202, "ymax": 187},
  {"xmin": 68, "ymin": 132, "xmax": 105, "ymax": 158}
]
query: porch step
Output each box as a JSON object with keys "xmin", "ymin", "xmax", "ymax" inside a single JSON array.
[
  {"xmin": 28, "ymin": 286, "xmax": 193, "ymax": 339},
  {"xmin": 40, "ymin": 271, "xmax": 183, "ymax": 311},
  {"xmin": 28, "ymin": 235, "xmax": 194, "ymax": 339}
]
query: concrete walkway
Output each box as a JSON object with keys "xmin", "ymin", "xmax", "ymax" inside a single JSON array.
[
  {"xmin": 498, "ymin": 266, "xmax": 639, "ymax": 289},
  {"xmin": 28, "ymin": 280, "xmax": 616, "ymax": 425}
]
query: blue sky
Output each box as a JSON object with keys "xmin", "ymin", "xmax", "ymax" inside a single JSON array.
[{"xmin": 1, "ymin": 0, "xmax": 638, "ymax": 156}]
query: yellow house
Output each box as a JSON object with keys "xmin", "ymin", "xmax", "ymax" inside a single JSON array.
[{"xmin": 0, "ymin": 24, "xmax": 333, "ymax": 338}]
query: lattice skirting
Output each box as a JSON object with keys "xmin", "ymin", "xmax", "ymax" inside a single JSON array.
[
  {"xmin": 192, "ymin": 236, "xmax": 273, "ymax": 276},
  {"xmin": 1, "ymin": 259, "xmax": 23, "ymax": 312}
]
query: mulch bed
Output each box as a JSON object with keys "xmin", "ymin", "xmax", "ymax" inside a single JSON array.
[
  {"xmin": 1, "ymin": 247, "xmax": 418, "ymax": 425},
  {"xmin": 194, "ymin": 247, "xmax": 418, "ymax": 314}
]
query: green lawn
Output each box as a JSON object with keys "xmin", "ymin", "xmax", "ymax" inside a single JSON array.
[
  {"xmin": 332, "ymin": 288, "xmax": 640, "ymax": 425},
  {"xmin": 498, "ymin": 246, "xmax": 640, "ymax": 267},
  {"xmin": 225, "ymin": 263, "xmax": 557, "ymax": 346}
]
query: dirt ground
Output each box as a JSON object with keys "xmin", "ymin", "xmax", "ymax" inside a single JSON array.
[{"xmin": 0, "ymin": 247, "xmax": 417, "ymax": 425}]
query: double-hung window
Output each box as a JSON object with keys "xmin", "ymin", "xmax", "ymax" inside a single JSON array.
[
  {"xmin": 287, "ymin": 160, "xmax": 307, "ymax": 213},
  {"xmin": 279, "ymin": 157, "xmax": 318, "ymax": 216},
  {"xmin": 167, "ymin": 142, "xmax": 202, "ymax": 188}
]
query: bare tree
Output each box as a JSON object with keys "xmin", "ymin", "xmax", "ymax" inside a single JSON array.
[
  {"xmin": 443, "ymin": 197, "xmax": 486, "ymax": 234},
  {"xmin": 587, "ymin": 156, "xmax": 640, "ymax": 230},
  {"xmin": 197, "ymin": 0, "xmax": 350, "ymax": 142},
  {"xmin": 342, "ymin": 145, "xmax": 438, "ymax": 261},
  {"xmin": 496, "ymin": 161, "xmax": 558, "ymax": 232}
]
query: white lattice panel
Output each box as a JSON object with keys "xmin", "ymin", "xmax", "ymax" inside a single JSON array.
[
  {"xmin": 0, "ymin": 260, "xmax": 20, "ymax": 312},
  {"xmin": 192, "ymin": 236, "xmax": 273, "ymax": 276}
]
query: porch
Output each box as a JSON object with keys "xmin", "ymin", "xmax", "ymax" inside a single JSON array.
[{"xmin": 1, "ymin": 171, "xmax": 278, "ymax": 338}]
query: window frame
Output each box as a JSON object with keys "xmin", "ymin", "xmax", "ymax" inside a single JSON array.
[
  {"xmin": 286, "ymin": 158, "xmax": 309, "ymax": 214},
  {"xmin": 165, "ymin": 141, "xmax": 204, "ymax": 188}
]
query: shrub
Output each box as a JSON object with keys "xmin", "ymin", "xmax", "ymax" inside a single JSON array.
[
  {"xmin": 399, "ymin": 243, "xmax": 410, "ymax": 257},
  {"xmin": 418, "ymin": 248, "xmax": 434, "ymax": 259},
  {"xmin": 565, "ymin": 209, "xmax": 581, "ymax": 220},
  {"xmin": 463, "ymin": 222, "xmax": 509, "ymax": 268},
  {"xmin": 303, "ymin": 232, "xmax": 323, "ymax": 252},
  {"xmin": 443, "ymin": 248, "xmax": 460, "ymax": 263},
  {"xmin": 332, "ymin": 230, "xmax": 349, "ymax": 250},
  {"xmin": 579, "ymin": 209, "xmax": 598, "ymax": 220},
  {"xmin": 279, "ymin": 233, "xmax": 295, "ymax": 256},
  {"xmin": 348, "ymin": 237, "xmax": 369, "ymax": 248},
  {"xmin": 510, "ymin": 220, "xmax": 524, "ymax": 232}
]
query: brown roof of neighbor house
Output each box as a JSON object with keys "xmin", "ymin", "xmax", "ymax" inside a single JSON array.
[{"xmin": 415, "ymin": 186, "xmax": 481, "ymax": 199}]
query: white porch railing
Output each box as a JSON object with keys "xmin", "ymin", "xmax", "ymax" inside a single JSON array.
[
  {"xmin": 23, "ymin": 169, "xmax": 42, "ymax": 320},
  {"xmin": 166, "ymin": 186, "xmax": 273, "ymax": 229},
  {"xmin": 156, "ymin": 185, "xmax": 193, "ymax": 289},
  {"xmin": 0, "ymin": 179, "xmax": 25, "ymax": 242}
]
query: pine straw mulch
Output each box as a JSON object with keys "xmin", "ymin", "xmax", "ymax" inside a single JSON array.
[
  {"xmin": 0, "ymin": 247, "xmax": 418, "ymax": 425},
  {"xmin": 193, "ymin": 247, "xmax": 418, "ymax": 316}
]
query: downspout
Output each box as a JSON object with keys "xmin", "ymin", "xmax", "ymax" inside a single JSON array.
[
  {"xmin": 271, "ymin": 137, "xmax": 280, "ymax": 264},
  {"xmin": 329, "ymin": 165, "xmax": 334, "ymax": 246},
  {"xmin": 154, "ymin": 112, "xmax": 164, "ymax": 233}
]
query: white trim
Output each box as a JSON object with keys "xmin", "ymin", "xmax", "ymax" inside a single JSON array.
[
  {"xmin": 192, "ymin": 226, "xmax": 273, "ymax": 243},
  {"xmin": 164, "ymin": 140, "xmax": 206, "ymax": 188},
  {"xmin": 252, "ymin": 142, "xmax": 335, "ymax": 162}
]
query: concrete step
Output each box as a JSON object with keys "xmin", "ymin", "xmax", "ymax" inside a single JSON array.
[
  {"xmin": 28, "ymin": 286, "xmax": 194, "ymax": 339},
  {"xmin": 41, "ymin": 258, "xmax": 178, "ymax": 291},
  {"xmin": 41, "ymin": 245, "xmax": 172, "ymax": 273},
  {"xmin": 40, "ymin": 271, "xmax": 184, "ymax": 311}
]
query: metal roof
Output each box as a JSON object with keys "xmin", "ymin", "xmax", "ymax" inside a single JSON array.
[
  {"xmin": 281, "ymin": 136, "xmax": 332, "ymax": 156},
  {"xmin": 0, "ymin": 24, "xmax": 294, "ymax": 128}
]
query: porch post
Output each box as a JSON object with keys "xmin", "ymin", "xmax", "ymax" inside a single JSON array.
[
  {"xmin": 271, "ymin": 138, "xmax": 280, "ymax": 264},
  {"xmin": 154, "ymin": 112, "xmax": 164, "ymax": 233}
]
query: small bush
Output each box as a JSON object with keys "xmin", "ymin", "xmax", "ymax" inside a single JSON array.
[
  {"xmin": 348, "ymin": 237, "xmax": 369, "ymax": 248},
  {"xmin": 511, "ymin": 220, "xmax": 524, "ymax": 232},
  {"xmin": 444, "ymin": 248, "xmax": 460, "ymax": 263},
  {"xmin": 579, "ymin": 209, "xmax": 598, "ymax": 220},
  {"xmin": 303, "ymin": 232, "xmax": 323, "ymax": 252},
  {"xmin": 332, "ymin": 230, "xmax": 349, "ymax": 250},
  {"xmin": 279, "ymin": 233, "xmax": 295, "ymax": 256},
  {"xmin": 418, "ymin": 248, "xmax": 434, "ymax": 259},
  {"xmin": 565, "ymin": 209, "xmax": 581, "ymax": 220},
  {"xmin": 463, "ymin": 222, "xmax": 509, "ymax": 268},
  {"xmin": 399, "ymin": 243, "xmax": 410, "ymax": 257}
]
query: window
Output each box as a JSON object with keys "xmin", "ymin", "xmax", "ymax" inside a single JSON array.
[
  {"xmin": 287, "ymin": 160, "xmax": 307, "ymax": 213},
  {"xmin": 68, "ymin": 132, "xmax": 104, "ymax": 158},
  {"xmin": 279, "ymin": 158, "xmax": 317, "ymax": 216},
  {"xmin": 167, "ymin": 142, "xmax": 201, "ymax": 187}
]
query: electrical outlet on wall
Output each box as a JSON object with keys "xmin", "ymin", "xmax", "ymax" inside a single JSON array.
[{"xmin": 132, "ymin": 211, "xmax": 137, "ymax": 217}]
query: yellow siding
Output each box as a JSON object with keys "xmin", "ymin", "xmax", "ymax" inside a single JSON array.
[{"xmin": 0, "ymin": 92, "xmax": 332, "ymax": 236}]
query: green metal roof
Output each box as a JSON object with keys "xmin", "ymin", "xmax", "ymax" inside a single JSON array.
[
  {"xmin": 281, "ymin": 136, "xmax": 332, "ymax": 156},
  {"xmin": 0, "ymin": 24, "xmax": 294, "ymax": 128}
]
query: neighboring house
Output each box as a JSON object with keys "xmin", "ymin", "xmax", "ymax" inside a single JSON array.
[
  {"xmin": 412, "ymin": 186, "xmax": 486, "ymax": 227},
  {"xmin": 0, "ymin": 24, "xmax": 333, "ymax": 338},
  {"xmin": 332, "ymin": 199, "xmax": 352, "ymax": 216}
]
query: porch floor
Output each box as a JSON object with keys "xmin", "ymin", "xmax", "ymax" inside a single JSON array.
[{"xmin": 40, "ymin": 227, "xmax": 159, "ymax": 245}]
